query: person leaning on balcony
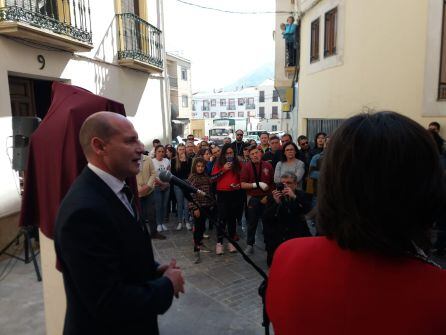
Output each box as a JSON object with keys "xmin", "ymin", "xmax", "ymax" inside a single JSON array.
[
  {"xmin": 266, "ymin": 111, "xmax": 446, "ymax": 335},
  {"xmin": 281, "ymin": 16, "xmax": 297, "ymax": 66}
]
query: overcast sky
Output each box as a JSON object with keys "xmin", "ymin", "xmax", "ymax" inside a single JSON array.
[{"xmin": 163, "ymin": 0, "xmax": 275, "ymax": 92}]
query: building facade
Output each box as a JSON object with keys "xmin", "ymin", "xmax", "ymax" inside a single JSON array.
[
  {"xmin": 0, "ymin": 1, "xmax": 169, "ymax": 333},
  {"xmin": 290, "ymin": 0, "xmax": 446, "ymax": 141},
  {"xmin": 166, "ymin": 52, "xmax": 192, "ymax": 139},
  {"xmin": 191, "ymin": 80, "xmax": 285, "ymax": 138}
]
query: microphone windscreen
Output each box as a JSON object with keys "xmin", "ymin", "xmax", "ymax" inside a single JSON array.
[{"xmin": 159, "ymin": 170, "xmax": 172, "ymax": 182}]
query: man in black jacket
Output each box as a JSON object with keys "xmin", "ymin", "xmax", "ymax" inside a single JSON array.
[
  {"xmin": 262, "ymin": 172, "xmax": 311, "ymax": 266},
  {"xmin": 55, "ymin": 112, "xmax": 184, "ymax": 335}
]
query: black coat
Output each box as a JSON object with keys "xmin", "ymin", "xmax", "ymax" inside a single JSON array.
[{"xmin": 54, "ymin": 167, "xmax": 173, "ymax": 335}]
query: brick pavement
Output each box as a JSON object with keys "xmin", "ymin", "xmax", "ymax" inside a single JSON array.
[
  {"xmin": 0, "ymin": 216, "xmax": 271, "ymax": 335},
  {"xmin": 153, "ymin": 216, "xmax": 270, "ymax": 334}
]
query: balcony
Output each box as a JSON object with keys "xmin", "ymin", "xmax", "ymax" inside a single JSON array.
[
  {"xmin": 0, "ymin": 0, "xmax": 92, "ymax": 52},
  {"xmin": 116, "ymin": 13, "xmax": 163, "ymax": 73},
  {"xmin": 245, "ymin": 103, "xmax": 255, "ymax": 110},
  {"xmin": 227, "ymin": 105, "xmax": 236, "ymax": 110}
]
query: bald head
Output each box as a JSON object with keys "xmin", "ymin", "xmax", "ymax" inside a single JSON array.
[{"xmin": 79, "ymin": 112, "xmax": 126, "ymax": 157}]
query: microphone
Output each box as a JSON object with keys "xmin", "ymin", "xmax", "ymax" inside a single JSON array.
[{"xmin": 159, "ymin": 171, "xmax": 206, "ymax": 196}]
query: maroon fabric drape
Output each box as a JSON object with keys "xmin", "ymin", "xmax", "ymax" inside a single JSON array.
[{"xmin": 19, "ymin": 81, "xmax": 138, "ymax": 239}]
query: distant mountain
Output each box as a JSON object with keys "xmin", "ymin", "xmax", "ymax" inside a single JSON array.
[{"xmin": 223, "ymin": 62, "xmax": 274, "ymax": 91}]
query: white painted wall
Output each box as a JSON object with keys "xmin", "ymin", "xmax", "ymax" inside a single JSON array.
[
  {"xmin": 296, "ymin": 0, "xmax": 446, "ymax": 136},
  {"xmin": 0, "ymin": 1, "xmax": 169, "ymax": 334}
]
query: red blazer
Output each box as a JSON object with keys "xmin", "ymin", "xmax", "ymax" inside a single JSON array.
[{"xmin": 266, "ymin": 237, "xmax": 446, "ymax": 335}]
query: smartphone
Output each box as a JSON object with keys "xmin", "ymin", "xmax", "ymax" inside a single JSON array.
[{"xmin": 227, "ymin": 156, "xmax": 234, "ymax": 163}]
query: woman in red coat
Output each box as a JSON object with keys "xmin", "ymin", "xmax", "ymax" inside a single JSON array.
[{"xmin": 266, "ymin": 111, "xmax": 446, "ymax": 335}]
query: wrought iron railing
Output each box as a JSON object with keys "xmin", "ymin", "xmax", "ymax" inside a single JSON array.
[
  {"xmin": 0, "ymin": 0, "xmax": 92, "ymax": 44},
  {"xmin": 227, "ymin": 105, "xmax": 236, "ymax": 110},
  {"xmin": 245, "ymin": 103, "xmax": 255, "ymax": 110},
  {"xmin": 116, "ymin": 13, "xmax": 163, "ymax": 69}
]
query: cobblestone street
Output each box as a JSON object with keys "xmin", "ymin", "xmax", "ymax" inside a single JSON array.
[{"xmin": 0, "ymin": 216, "xmax": 270, "ymax": 335}]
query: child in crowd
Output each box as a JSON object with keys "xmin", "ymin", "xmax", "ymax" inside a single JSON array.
[{"xmin": 188, "ymin": 157, "xmax": 215, "ymax": 263}]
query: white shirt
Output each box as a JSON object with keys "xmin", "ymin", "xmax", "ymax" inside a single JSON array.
[{"xmin": 88, "ymin": 163, "xmax": 135, "ymax": 216}]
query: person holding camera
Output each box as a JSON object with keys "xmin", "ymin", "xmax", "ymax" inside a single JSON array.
[
  {"xmin": 240, "ymin": 145, "xmax": 274, "ymax": 254},
  {"xmin": 262, "ymin": 172, "xmax": 311, "ymax": 266}
]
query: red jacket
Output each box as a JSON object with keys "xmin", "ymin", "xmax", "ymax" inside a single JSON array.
[
  {"xmin": 211, "ymin": 163, "xmax": 240, "ymax": 192},
  {"xmin": 240, "ymin": 160, "xmax": 274, "ymax": 197},
  {"xmin": 266, "ymin": 237, "xmax": 446, "ymax": 335}
]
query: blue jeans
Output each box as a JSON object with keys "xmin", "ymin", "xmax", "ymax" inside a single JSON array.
[
  {"xmin": 173, "ymin": 185, "xmax": 189, "ymax": 222},
  {"xmin": 154, "ymin": 187, "xmax": 170, "ymax": 227}
]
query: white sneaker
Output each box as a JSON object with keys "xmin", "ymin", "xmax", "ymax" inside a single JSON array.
[
  {"xmin": 162, "ymin": 224, "xmax": 168, "ymax": 231},
  {"xmin": 216, "ymin": 243, "xmax": 224, "ymax": 255},
  {"xmin": 185, "ymin": 222, "xmax": 192, "ymax": 230},
  {"xmin": 176, "ymin": 222, "xmax": 183, "ymax": 231},
  {"xmin": 228, "ymin": 243, "xmax": 237, "ymax": 253},
  {"xmin": 157, "ymin": 224, "xmax": 162, "ymax": 232}
]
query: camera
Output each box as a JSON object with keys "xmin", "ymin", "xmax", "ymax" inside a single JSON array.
[
  {"xmin": 227, "ymin": 156, "xmax": 234, "ymax": 162},
  {"xmin": 276, "ymin": 182, "xmax": 285, "ymax": 191}
]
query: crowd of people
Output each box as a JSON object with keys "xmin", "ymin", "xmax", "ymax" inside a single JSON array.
[{"xmin": 137, "ymin": 129, "xmax": 337, "ymax": 264}]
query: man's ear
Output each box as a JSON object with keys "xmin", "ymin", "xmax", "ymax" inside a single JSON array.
[{"xmin": 91, "ymin": 137, "xmax": 106, "ymax": 155}]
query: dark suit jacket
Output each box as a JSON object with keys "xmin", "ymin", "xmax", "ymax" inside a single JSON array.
[{"xmin": 55, "ymin": 167, "xmax": 173, "ymax": 335}]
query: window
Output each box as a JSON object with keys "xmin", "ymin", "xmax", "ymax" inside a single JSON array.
[
  {"xmin": 272, "ymin": 106, "xmax": 278, "ymax": 119},
  {"xmin": 192, "ymin": 100, "xmax": 196, "ymax": 111},
  {"xmin": 228, "ymin": 99, "xmax": 236, "ymax": 110},
  {"xmin": 221, "ymin": 112, "xmax": 228, "ymax": 117},
  {"xmin": 259, "ymin": 91, "xmax": 265, "ymax": 103},
  {"xmin": 220, "ymin": 99, "xmax": 226, "ymax": 106},
  {"xmin": 228, "ymin": 112, "xmax": 235, "ymax": 117},
  {"xmin": 211, "ymin": 112, "xmax": 217, "ymax": 118},
  {"xmin": 211, "ymin": 99, "xmax": 216, "ymax": 106},
  {"xmin": 182, "ymin": 95, "xmax": 188, "ymax": 108},
  {"xmin": 324, "ymin": 8, "xmax": 337, "ymax": 57},
  {"xmin": 272, "ymin": 125, "xmax": 277, "ymax": 131},
  {"xmin": 259, "ymin": 107, "xmax": 265, "ymax": 118},
  {"xmin": 181, "ymin": 67, "xmax": 188, "ymax": 81},
  {"xmin": 247, "ymin": 97, "xmax": 254, "ymax": 108},
  {"xmin": 311, "ymin": 18, "xmax": 320, "ymax": 63},
  {"xmin": 272, "ymin": 90, "xmax": 279, "ymax": 102},
  {"xmin": 202, "ymin": 100, "xmax": 210, "ymax": 111},
  {"xmin": 238, "ymin": 112, "xmax": 244, "ymax": 117},
  {"xmin": 248, "ymin": 111, "xmax": 256, "ymax": 117},
  {"xmin": 203, "ymin": 112, "xmax": 209, "ymax": 118},
  {"xmin": 439, "ymin": 0, "xmax": 446, "ymax": 100},
  {"xmin": 238, "ymin": 98, "xmax": 245, "ymax": 106}
]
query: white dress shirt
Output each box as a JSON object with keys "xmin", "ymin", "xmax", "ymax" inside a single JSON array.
[{"xmin": 88, "ymin": 163, "xmax": 135, "ymax": 216}]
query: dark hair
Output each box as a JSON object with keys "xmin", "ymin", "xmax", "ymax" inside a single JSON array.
[
  {"xmin": 281, "ymin": 133, "xmax": 293, "ymax": 142},
  {"xmin": 247, "ymin": 144, "xmax": 258, "ymax": 153},
  {"xmin": 297, "ymin": 135, "xmax": 308, "ymax": 142},
  {"xmin": 314, "ymin": 132, "xmax": 327, "ymax": 148},
  {"xmin": 287, "ymin": 16, "xmax": 295, "ymax": 23},
  {"xmin": 429, "ymin": 121, "xmax": 441, "ymax": 131},
  {"xmin": 217, "ymin": 143, "xmax": 241, "ymax": 173},
  {"xmin": 260, "ymin": 132, "xmax": 269, "ymax": 137},
  {"xmin": 281, "ymin": 142, "xmax": 299, "ymax": 162},
  {"xmin": 152, "ymin": 139, "xmax": 160, "ymax": 145},
  {"xmin": 191, "ymin": 157, "xmax": 207, "ymax": 174},
  {"xmin": 197, "ymin": 147, "xmax": 211, "ymax": 157},
  {"xmin": 154, "ymin": 144, "xmax": 165, "ymax": 156},
  {"xmin": 269, "ymin": 135, "xmax": 280, "ymax": 141},
  {"xmin": 317, "ymin": 111, "xmax": 446, "ymax": 256}
]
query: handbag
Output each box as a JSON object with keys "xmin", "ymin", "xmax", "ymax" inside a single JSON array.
[{"xmin": 305, "ymin": 177, "xmax": 314, "ymax": 194}]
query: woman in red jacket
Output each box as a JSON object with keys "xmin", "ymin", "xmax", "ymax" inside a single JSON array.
[
  {"xmin": 211, "ymin": 143, "xmax": 242, "ymax": 255},
  {"xmin": 266, "ymin": 111, "xmax": 446, "ymax": 335}
]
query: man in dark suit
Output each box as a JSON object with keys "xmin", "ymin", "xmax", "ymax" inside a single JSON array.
[{"xmin": 55, "ymin": 112, "xmax": 184, "ymax": 335}]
